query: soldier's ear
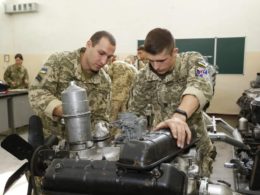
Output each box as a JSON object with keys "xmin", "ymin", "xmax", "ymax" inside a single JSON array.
[
  {"xmin": 86, "ymin": 40, "xmax": 92, "ymax": 48},
  {"xmin": 173, "ymin": 48, "xmax": 178, "ymax": 55}
]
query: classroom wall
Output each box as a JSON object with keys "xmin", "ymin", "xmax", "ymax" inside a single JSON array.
[{"xmin": 0, "ymin": 0, "xmax": 260, "ymax": 114}]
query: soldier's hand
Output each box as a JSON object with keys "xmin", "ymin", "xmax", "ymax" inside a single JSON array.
[
  {"xmin": 53, "ymin": 105, "xmax": 63, "ymax": 117},
  {"xmin": 154, "ymin": 116, "xmax": 191, "ymax": 148}
]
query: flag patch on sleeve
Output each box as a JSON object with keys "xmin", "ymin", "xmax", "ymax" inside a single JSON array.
[
  {"xmin": 195, "ymin": 67, "xmax": 208, "ymax": 78},
  {"xmin": 35, "ymin": 66, "xmax": 48, "ymax": 82}
]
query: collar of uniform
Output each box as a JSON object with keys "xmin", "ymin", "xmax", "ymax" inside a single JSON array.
[
  {"xmin": 13, "ymin": 64, "xmax": 22, "ymax": 70},
  {"xmin": 146, "ymin": 63, "xmax": 177, "ymax": 83},
  {"xmin": 75, "ymin": 64, "xmax": 101, "ymax": 84},
  {"xmin": 145, "ymin": 65, "xmax": 161, "ymax": 82},
  {"xmin": 73, "ymin": 50, "xmax": 102, "ymax": 84},
  {"xmin": 162, "ymin": 54, "xmax": 181, "ymax": 82}
]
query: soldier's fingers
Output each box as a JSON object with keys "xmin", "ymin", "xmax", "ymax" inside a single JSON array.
[
  {"xmin": 176, "ymin": 125, "xmax": 186, "ymax": 148},
  {"xmin": 166, "ymin": 121, "xmax": 177, "ymax": 139},
  {"xmin": 185, "ymin": 126, "xmax": 192, "ymax": 145},
  {"xmin": 153, "ymin": 121, "xmax": 168, "ymax": 131}
]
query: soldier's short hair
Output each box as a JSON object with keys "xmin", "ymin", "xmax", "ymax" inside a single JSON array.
[
  {"xmin": 80, "ymin": 47, "xmax": 86, "ymax": 53},
  {"xmin": 90, "ymin": 31, "xmax": 116, "ymax": 47},
  {"xmin": 15, "ymin": 53, "xmax": 23, "ymax": 60},
  {"xmin": 137, "ymin": 44, "xmax": 145, "ymax": 51},
  {"xmin": 144, "ymin": 28, "xmax": 175, "ymax": 55}
]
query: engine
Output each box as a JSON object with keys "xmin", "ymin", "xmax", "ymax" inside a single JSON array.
[
  {"xmin": 3, "ymin": 82, "xmax": 258, "ymax": 195},
  {"xmin": 38, "ymin": 82, "xmax": 239, "ymax": 195},
  {"xmin": 230, "ymin": 96, "xmax": 260, "ymax": 194},
  {"xmin": 38, "ymin": 82, "xmax": 200, "ymax": 195}
]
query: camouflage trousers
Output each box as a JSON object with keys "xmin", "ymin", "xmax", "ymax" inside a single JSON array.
[
  {"xmin": 25, "ymin": 171, "xmax": 44, "ymax": 195},
  {"xmin": 43, "ymin": 127, "xmax": 64, "ymax": 140},
  {"xmin": 38, "ymin": 113, "xmax": 66, "ymax": 140},
  {"xmin": 196, "ymin": 133, "xmax": 215, "ymax": 177}
]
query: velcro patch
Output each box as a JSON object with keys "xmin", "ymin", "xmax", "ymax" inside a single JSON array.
[
  {"xmin": 40, "ymin": 67, "xmax": 48, "ymax": 74},
  {"xmin": 198, "ymin": 61, "xmax": 207, "ymax": 67}
]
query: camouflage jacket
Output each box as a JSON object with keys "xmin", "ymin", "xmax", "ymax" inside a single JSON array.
[
  {"xmin": 135, "ymin": 59, "xmax": 149, "ymax": 70},
  {"xmin": 4, "ymin": 64, "xmax": 29, "ymax": 89},
  {"xmin": 128, "ymin": 52, "xmax": 213, "ymax": 137},
  {"xmin": 29, "ymin": 48, "xmax": 111, "ymax": 134},
  {"xmin": 106, "ymin": 60, "xmax": 138, "ymax": 101}
]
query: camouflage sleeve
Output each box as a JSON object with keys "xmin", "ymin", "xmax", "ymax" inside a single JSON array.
[
  {"xmin": 107, "ymin": 64, "xmax": 113, "ymax": 80},
  {"xmin": 90, "ymin": 73, "xmax": 112, "ymax": 126},
  {"xmin": 29, "ymin": 53, "xmax": 63, "ymax": 120},
  {"xmin": 127, "ymin": 72, "xmax": 148, "ymax": 116},
  {"xmin": 131, "ymin": 65, "xmax": 138, "ymax": 74},
  {"xmin": 3, "ymin": 66, "xmax": 12, "ymax": 86},
  {"xmin": 182, "ymin": 52, "xmax": 213, "ymax": 111},
  {"xmin": 94, "ymin": 86, "xmax": 111, "ymax": 125}
]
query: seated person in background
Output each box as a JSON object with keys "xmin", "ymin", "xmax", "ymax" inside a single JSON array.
[
  {"xmin": 29, "ymin": 31, "xmax": 116, "ymax": 139},
  {"xmin": 105, "ymin": 60, "xmax": 138, "ymax": 137},
  {"xmin": 128, "ymin": 28, "xmax": 214, "ymax": 177},
  {"xmin": 4, "ymin": 53, "xmax": 29, "ymax": 89}
]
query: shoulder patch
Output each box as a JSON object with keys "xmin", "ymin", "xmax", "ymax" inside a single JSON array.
[{"xmin": 195, "ymin": 67, "xmax": 208, "ymax": 78}]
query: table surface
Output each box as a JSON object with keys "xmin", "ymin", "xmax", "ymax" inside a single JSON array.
[{"xmin": 0, "ymin": 89, "xmax": 28, "ymax": 98}]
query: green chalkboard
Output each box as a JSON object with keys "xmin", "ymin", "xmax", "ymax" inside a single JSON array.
[
  {"xmin": 216, "ymin": 37, "xmax": 245, "ymax": 74},
  {"xmin": 138, "ymin": 40, "xmax": 144, "ymax": 47},
  {"xmin": 176, "ymin": 38, "xmax": 215, "ymax": 65}
]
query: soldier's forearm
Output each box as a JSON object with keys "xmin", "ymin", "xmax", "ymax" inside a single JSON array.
[{"xmin": 176, "ymin": 95, "xmax": 200, "ymax": 119}]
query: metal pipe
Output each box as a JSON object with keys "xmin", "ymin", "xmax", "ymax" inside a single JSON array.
[{"xmin": 208, "ymin": 132, "xmax": 249, "ymax": 150}]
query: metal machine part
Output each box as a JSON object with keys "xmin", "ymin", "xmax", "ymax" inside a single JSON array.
[
  {"xmin": 250, "ymin": 72, "xmax": 260, "ymax": 88},
  {"xmin": 61, "ymin": 81, "xmax": 92, "ymax": 151},
  {"xmin": 7, "ymin": 81, "xmax": 260, "ymax": 195},
  {"xmin": 117, "ymin": 130, "xmax": 198, "ymax": 170},
  {"xmin": 113, "ymin": 112, "xmax": 148, "ymax": 141},
  {"xmin": 2, "ymin": 114, "xmax": 242, "ymax": 195},
  {"xmin": 251, "ymin": 96, "xmax": 260, "ymax": 124},
  {"xmin": 92, "ymin": 121, "xmax": 110, "ymax": 141},
  {"xmin": 204, "ymin": 112, "xmax": 249, "ymax": 150},
  {"xmin": 43, "ymin": 159, "xmax": 187, "ymax": 195},
  {"xmin": 41, "ymin": 127, "xmax": 241, "ymax": 195},
  {"xmin": 208, "ymin": 132, "xmax": 249, "ymax": 150},
  {"xmin": 205, "ymin": 96, "xmax": 260, "ymax": 194},
  {"xmin": 238, "ymin": 117, "xmax": 248, "ymax": 132}
]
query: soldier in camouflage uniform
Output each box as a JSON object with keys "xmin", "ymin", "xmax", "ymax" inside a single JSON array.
[
  {"xmin": 29, "ymin": 31, "xmax": 116, "ymax": 139},
  {"xmin": 105, "ymin": 60, "xmax": 138, "ymax": 136},
  {"xmin": 135, "ymin": 45, "xmax": 149, "ymax": 70},
  {"xmin": 128, "ymin": 28, "xmax": 214, "ymax": 177},
  {"xmin": 4, "ymin": 53, "xmax": 29, "ymax": 89}
]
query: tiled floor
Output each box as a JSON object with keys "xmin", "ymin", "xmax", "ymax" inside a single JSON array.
[
  {"xmin": 0, "ymin": 127, "xmax": 28, "ymax": 195},
  {"xmin": 209, "ymin": 113, "xmax": 239, "ymax": 189},
  {"xmin": 0, "ymin": 114, "xmax": 239, "ymax": 195}
]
